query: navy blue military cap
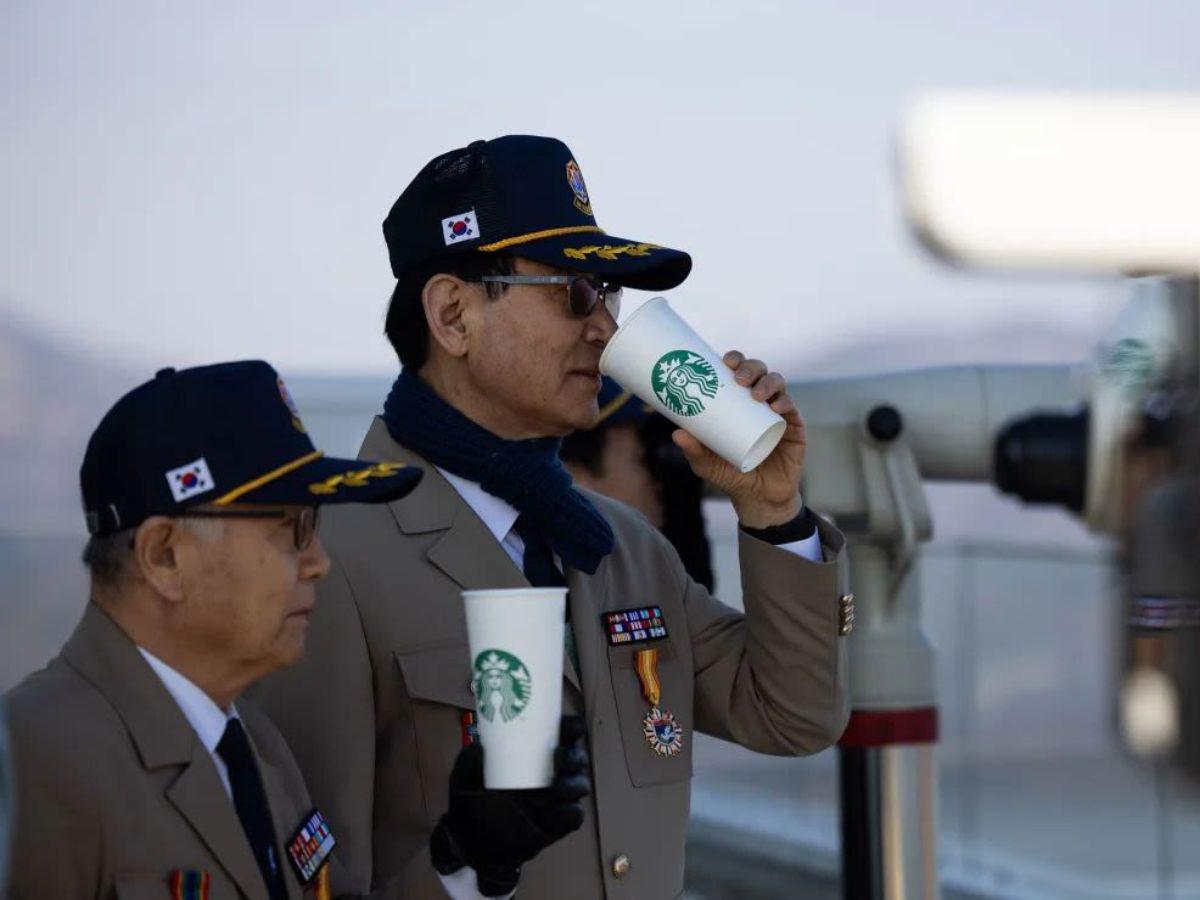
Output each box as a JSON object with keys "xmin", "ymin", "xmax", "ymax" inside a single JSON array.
[
  {"xmin": 383, "ymin": 135, "xmax": 692, "ymax": 291},
  {"xmin": 80, "ymin": 361, "xmax": 422, "ymax": 536},
  {"xmin": 593, "ymin": 376, "xmax": 655, "ymax": 429}
]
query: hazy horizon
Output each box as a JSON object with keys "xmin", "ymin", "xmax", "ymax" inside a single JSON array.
[{"xmin": 5, "ymin": 1, "xmax": 1195, "ymax": 375}]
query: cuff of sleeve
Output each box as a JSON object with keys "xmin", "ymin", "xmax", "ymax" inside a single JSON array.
[
  {"xmin": 438, "ymin": 867, "xmax": 518, "ymax": 900},
  {"xmin": 739, "ymin": 508, "xmax": 817, "ymax": 545},
  {"xmin": 430, "ymin": 819, "xmax": 466, "ymax": 876},
  {"xmin": 776, "ymin": 529, "xmax": 824, "ymax": 562}
]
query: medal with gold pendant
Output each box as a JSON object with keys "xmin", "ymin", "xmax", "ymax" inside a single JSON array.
[{"xmin": 635, "ymin": 647, "xmax": 684, "ymax": 757}]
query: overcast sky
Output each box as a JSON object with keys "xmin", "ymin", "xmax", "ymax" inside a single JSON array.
[{"xmin": 3, "ymin": 0, "xmax": 1197, "ymax": 377}]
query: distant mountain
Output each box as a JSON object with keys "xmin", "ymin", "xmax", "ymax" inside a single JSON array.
[
  {"xmin": 0, "ymin": 315, "xmax": 133, "ymax": 535},
  {"xmin": 0, "ymin": 315, "xmax": 1103, "ymax": 547}
]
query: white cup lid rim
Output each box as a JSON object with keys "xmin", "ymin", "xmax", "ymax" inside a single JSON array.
[
  {"xmin": 599, "ymin": 295, "xmax": 671, "ymax": 373},
  {"xmin": 461, "ymin": 587, "xmax": 568, "ymax": 599}
]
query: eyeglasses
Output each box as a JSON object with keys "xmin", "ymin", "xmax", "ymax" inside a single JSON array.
[
  {"xmin": 478, "ymin": 274, "xmax": 623, "ymax": 320},
  {"xmin": 175, "ymin": 506, "xmax": 320, "ymax": 551}
]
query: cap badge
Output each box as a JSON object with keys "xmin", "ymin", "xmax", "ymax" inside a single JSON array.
[
  {"xmin": 442, "ymin": 209, "xmax": 479, "ymax": 246},
  {"xmin": 166, "ymin": 458, "xmax": 215, "ymax": 502},
  {"xmin": 277, "ymin": 377, "xmax": 307, "ymax": 434},
  {"xmin": 565, "ymin": 160, "xmax": 593, "ymax": 216}
]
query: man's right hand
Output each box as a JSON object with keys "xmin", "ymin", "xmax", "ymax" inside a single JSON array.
[{"xmin": 430, "ymin": 715, "xmax": 591, "ymax": 896}]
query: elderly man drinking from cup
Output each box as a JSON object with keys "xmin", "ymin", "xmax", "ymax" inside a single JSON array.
[{"xmin": 254, "ymin": 135, "xmax": 853, "ymax": 900}]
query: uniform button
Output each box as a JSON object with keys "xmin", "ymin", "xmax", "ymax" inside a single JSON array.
[
  {"xmin": 612, "ymin": 854, "xmax": 631, "ymax": 878},
  {"xmin": 838, "ymin": 594, "xmax": 855, "ymax": 635}
]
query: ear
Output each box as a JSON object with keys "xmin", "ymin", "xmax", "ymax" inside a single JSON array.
[
  {"xmin": 130, "ymin": 516, "xmax": 187, "ymax": 603},
  {"xmin": 422, "ymin": 273, "xmax": 474, "ymax": 359}
]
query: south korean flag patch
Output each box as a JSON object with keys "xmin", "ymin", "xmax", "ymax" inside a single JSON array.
[
  {"xmin": 166, "ymin": 458, "xmax": 215, "ymax": 502},
  {"xmin": 441, "ymin": 209, "xmax": 479, "ymax": 246}
]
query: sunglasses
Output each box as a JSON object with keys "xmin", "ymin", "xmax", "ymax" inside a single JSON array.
[
  {"xmin": 478, "ymin": 274, "xmax": 623, "ymax": 319},
  {"xmin": 175, "ymin": 506, "xmax": 321, "ymax": 551}
]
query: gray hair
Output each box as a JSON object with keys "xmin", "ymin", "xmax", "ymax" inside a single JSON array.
[{"xmin": 82, "ymin": 517, "xmax": 225, "ymax": 587}]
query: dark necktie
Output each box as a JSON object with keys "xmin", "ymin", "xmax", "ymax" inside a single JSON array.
[
  {"xmin": 512, "ymin": 514, "xmax": 578, "ymax": 672},
  {"xmin": 216, "ymin": 718, "xmax": 288, "ymax": 900},
  {"xmin": 512, "ymin": 513, "xmax": 567, "ymax": 588}
]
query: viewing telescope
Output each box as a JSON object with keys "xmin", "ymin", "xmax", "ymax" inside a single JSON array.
[
  {"xmin": 898, "ymin": 90, "xmax": 1200, "ymax": 780},
  {"xmin": 810, "ymin": 89, "xmax": 1200, "ymax": 900},
  {"xmin": 790, "ymin": 279, "xmax": 1177, "ymax": 898}
]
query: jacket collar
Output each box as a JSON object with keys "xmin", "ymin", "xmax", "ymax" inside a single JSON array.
[
  {"xmin": 62, "ymin": 603, "xmax": 197, "ymax": 769},
  {"xmin": 359, "ymin": 416, "xmax": 585, "ymax": 692},
  {"xmin": 61, "ymin": 603, "xmax": 276, "ymax": 900}
]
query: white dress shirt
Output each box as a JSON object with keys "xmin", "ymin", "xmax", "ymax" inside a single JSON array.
[{"xmin": 138, "ymin": 647, "xmax": 239, "ymax": 798}]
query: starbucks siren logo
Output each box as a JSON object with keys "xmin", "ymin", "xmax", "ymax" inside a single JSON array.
[
  {"xmin": 472, "ymin": 649, "xmax": 532, "ymax": 723},
  {"xmin": 651, "ymin": 350, "xmax": 720, "ymax": 417}
]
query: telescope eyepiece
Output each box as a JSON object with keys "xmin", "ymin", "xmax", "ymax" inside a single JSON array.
[{"xmin": 993, "ymin": 410, "xmax": 1089, "ymax": 513}]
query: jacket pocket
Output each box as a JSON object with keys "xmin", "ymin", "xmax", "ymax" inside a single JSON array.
[
  {"xmin": 394, "ymin": 641, "xmax": 475, "ymax": 708},
  {"xmin": 393, "ymin": 641, "xmax": 476, "ymax": 826},
  {"xmin": 605, "ymin": 640, "xmax": 693, "ymax": 788}
]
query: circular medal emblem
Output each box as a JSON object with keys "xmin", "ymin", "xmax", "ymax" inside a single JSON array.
[
  {"xmin": 471, "ymin": 649, "xmax": 533, "ymax": 723},
  {"xmin": 651, "ymin": 350, "xmax": 720, "ymax": 417},
  {"xmin": 642, "ymin": 707, "xmax": 685, "ymax": 757}
]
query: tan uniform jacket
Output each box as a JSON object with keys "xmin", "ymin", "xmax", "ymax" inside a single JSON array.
[
  {"xmin": 3, "ymin": 604, "xmax": 420, "ymax": 900},
  {"xmin": 252, "ymin": 418, "xmax": 849, "ymax": 900}
]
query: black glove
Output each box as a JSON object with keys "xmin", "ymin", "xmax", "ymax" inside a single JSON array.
[{"xmin": 430, "ymin": 715, "xmax": 591, "ymax": 896}]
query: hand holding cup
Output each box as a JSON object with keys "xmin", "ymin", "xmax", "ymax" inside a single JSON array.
[
  {"xmin": 672, "ymin": 350, "xmax": 806, "ymax": 528},
  {"xmin": 598, "ymin": 296, "xmax": 804, "ymax": 528}
]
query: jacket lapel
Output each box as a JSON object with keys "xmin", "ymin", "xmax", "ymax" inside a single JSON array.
[
  {"xmin": 165, "ymin": 751, "xmax": 272, "ymax": 900},
  {"xmin": 566, "ymin": 558, "xmax": 610, "ymax": 718},
  {"xmin": 358, "ymin": 416, "xmax": 583, "ymax": 692},
  {"xmin": 253, "ymin": 748, "xmax": 304, "ymax": 900},
  {"xmin": 62, "ymin": 605, "xmax": 269, "ymax": 900}
]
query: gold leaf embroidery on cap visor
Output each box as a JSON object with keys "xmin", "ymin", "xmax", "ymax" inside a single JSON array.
[
  {"xmin": 562, "ymin": 242, "xmax": 660, "ymax": 261},
  {"xmin": 308, "ymin": 462, "xmax": 407, "ymax": 495}
]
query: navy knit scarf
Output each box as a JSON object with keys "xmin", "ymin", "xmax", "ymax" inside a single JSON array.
[{"xmin": 381, "ymin": 370, "xmax": 615, "ymax": 574}]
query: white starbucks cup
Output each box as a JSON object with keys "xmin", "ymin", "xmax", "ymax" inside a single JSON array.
[
  {"xmin": 599, "ymin": 296, "xmax": 787, "ymax": 473},
  {"xmin": 462, "ymin": 587, "xmax": 566, "ymax": 789}
]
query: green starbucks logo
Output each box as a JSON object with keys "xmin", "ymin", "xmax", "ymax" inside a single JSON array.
[
  {"xmin": 652, "ymin": 350, "xmax": 720, "ymax": 417},
  {"xmin": 472, "ymin": 649, "xmax": 532, "ymax": 723},
  {"xmin": 1103, "ymin": 337, "xmax": 1156, "ymax": 399}
]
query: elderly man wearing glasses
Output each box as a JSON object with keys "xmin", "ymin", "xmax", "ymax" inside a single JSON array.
[
  {"xmin": 253, "ymin": 135, "xmax": 853, "ymax": 899},
  {"xmin": 4, "ymin": 361, "xmax": 590, "ymax": 900}
]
